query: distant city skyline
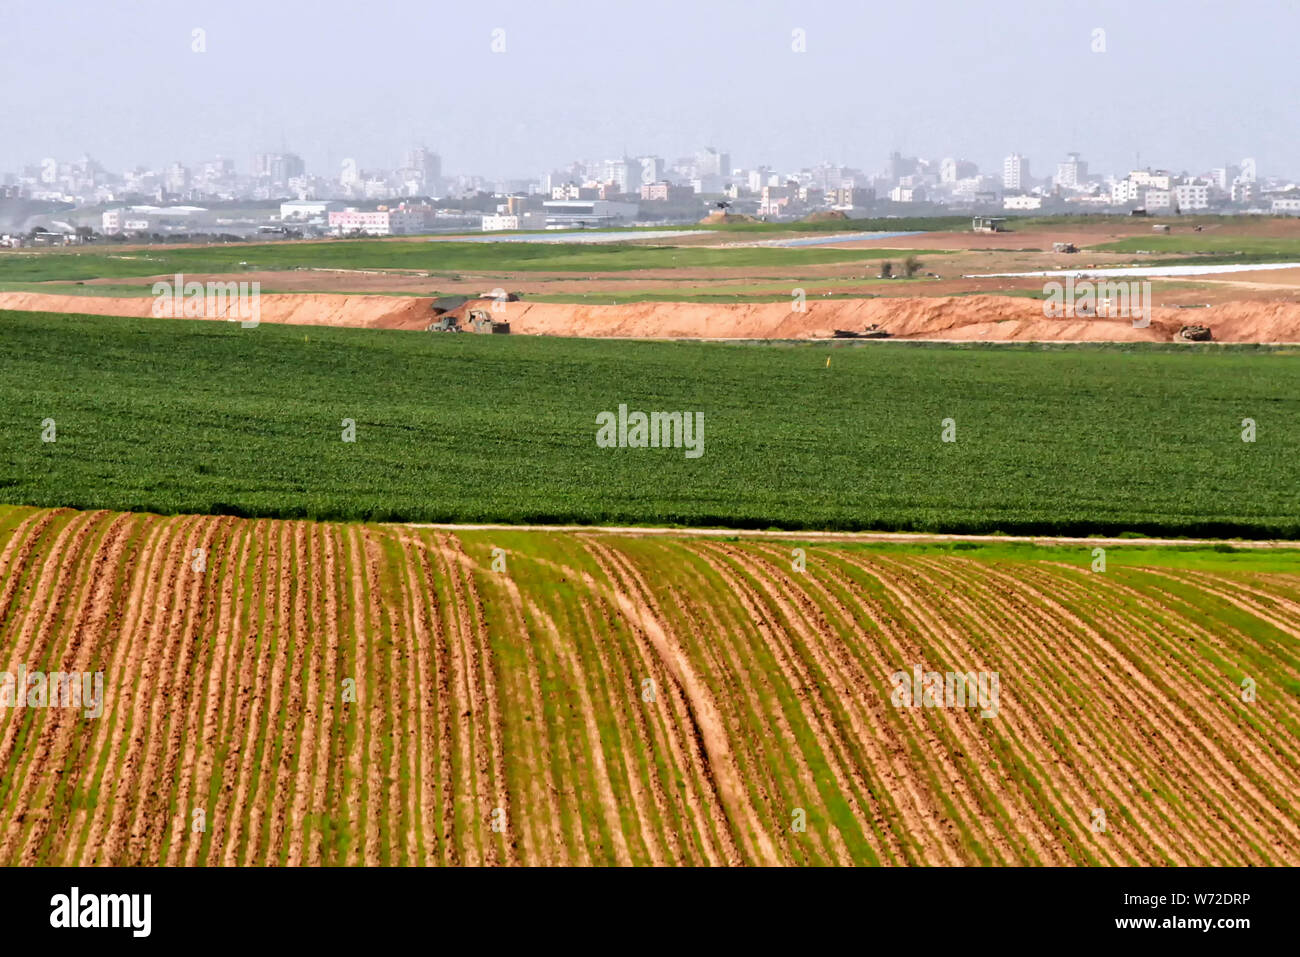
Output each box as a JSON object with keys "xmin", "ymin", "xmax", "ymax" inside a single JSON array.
[{"xmin": 2, "ymin": 0, "xmax": 1297, "ymax": 180}]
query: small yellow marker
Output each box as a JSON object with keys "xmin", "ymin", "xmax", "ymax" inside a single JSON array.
[{"xmin": 825, "ymin": 355, "xmax": 831, "ymax": 367}]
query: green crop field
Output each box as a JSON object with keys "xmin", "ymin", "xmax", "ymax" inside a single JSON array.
[
  {"xmin": 1, "ymin": 309, "xmax": 1298, "ymax": 536},
  {"xmin": 0, "ymin": 239, "xmax": 908, "ymax": 283},
  {"xmin": 1089, "ymin": 235, "xmax": 1300, "ymax": 261}
]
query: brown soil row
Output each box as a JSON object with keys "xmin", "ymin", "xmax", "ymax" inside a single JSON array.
[{"xmin": 0, "ymin": 508, "xmax": 1297, "ymax": 865}]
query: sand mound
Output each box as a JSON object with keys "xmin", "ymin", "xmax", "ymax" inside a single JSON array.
[
  {"xmin": 6, "ymin": 290, "xmax": 1300, "ymax": 342},
  {"xmin": 802, "ymin": 210, "xmax": 849, "ymax": 223},
  {"xmin": 697, "ymin": 211, "xmax": 756, "ymax": 225},
  {"xmin": 0, "ymin": 291, "xmax": 437, "ymax": 330}
]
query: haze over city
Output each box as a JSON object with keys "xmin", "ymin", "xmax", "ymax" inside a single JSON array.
[{"xmin": 2, "ymin": 0, "xmax": 1297, "ymax": 179}]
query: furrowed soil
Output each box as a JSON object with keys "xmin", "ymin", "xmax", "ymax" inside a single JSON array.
[{"xmin": 1, "ymin": 505, "xmax": 1296, "ymax": 866}]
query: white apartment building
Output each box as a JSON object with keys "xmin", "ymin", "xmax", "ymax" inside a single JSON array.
[
  {"xmin": 1173, "ymin": 183, "xmax": 1209, "ymax": 210},
  {"xmin": 1002, "ymin": 153, "xmax": 1029, "ymax": 191},
  {"xmin": 1110, "ymin": 180, "xmax": 1135, "ymax": 204},
  {"xmin": 1144, "ymin": 189, "xmax": 1172, "ymax": 210},
  {"xmin": 889, "ymin": 185, "xmax": 927, "ymax": 203},
  {"xmin": 1129, "ymin": 169, "xmax": 1172, "ymax": 191},
  {"xmin": 1002, "ymin": 194, "xmax": 1043, "ymax": 210}
]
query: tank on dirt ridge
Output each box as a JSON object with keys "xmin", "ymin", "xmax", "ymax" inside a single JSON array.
[{"xmin": 1177, "ymin": 324, "xmax": 1213, "ymax": 342}]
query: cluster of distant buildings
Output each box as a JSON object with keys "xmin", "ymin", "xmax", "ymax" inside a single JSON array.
[
  {"xmin": 988, "ymin": 153, "xmax": 1287, "ymax": 214},
  {"xmin": 5, "ymin": 143, "xmax": 1300, "ymax": 245}
]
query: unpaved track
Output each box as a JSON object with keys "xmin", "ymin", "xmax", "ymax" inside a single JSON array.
[{"xmin": 1, "ymin": 506, "xmax": 1297, "ymax": 866}]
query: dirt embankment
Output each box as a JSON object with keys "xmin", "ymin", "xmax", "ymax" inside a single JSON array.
[
  {"xmin": 447, "ymin": 295, "xmax": 1300, "ymax": 342},
  {"xmin": 6, "ymin": 289, "xmax": 1300, "ymax": 341},
  {"xmin": 0, "ymin": 291, "xmax": 437, "ymax": 330}
]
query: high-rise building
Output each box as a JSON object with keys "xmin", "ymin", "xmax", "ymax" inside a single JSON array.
[
  {"xmin": 404, "ymin": 147, "xmax": 442, "ymax": 189},
  {"xmin": 163, "ymin": 162, "xmax": 190, "ymax": 194},
  {"xmin": 1054, "ymin": 152, "xmax": 1087, "ymax": 189},
  {"xmin": 1002, "ymin": 153, "xmax": 1030, "ymax": 191},
  {"xmin": 696, "ymin": 147, "xmax": 730, "ymax": 179},
  {"xmin": 340, "ymin": 158, "xmax": 360, "ymax": 188},
  {"xmin": 254, "ymin": 152, "xmax": 305, "ymax": 186}
]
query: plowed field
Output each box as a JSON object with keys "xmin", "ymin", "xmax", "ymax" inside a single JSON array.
[{"xmin": 1, "ymin": 506, "xmax": 1296, "ymax": 865}]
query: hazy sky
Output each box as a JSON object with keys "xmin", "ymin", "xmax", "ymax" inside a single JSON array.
[{"xmin": 1, "ymin": 0, "xmax": 1295, "ymax": 180}]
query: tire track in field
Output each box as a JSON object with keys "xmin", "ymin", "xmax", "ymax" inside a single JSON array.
[
  {"xmin": 528, "ymin": 593, "xmax": 631, "ymax": 865},
  {"xmin": 650, "ymin": 542, "xmax": 806, "ymax": 864},
  {"xmin": 688, "ymin": 541, "xmax": 870, "ymax": 864},
  {"xmin": 559, "ymin": 546, "xmax": 700, "ymax": 863},
  {"xmin": 575, "ymin": 595, "xmax": 668, "ymax": 865},
  {"xmin": 693, "ymin": 542, "xmax": 865, "ymax": 864},
  {"xmin": 584, "ymin": 539, "xmax": 750, "ymax": 865},
  {"xmin": 729, "ymin": 542, "xmax": 931, "ymax": 865}
]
